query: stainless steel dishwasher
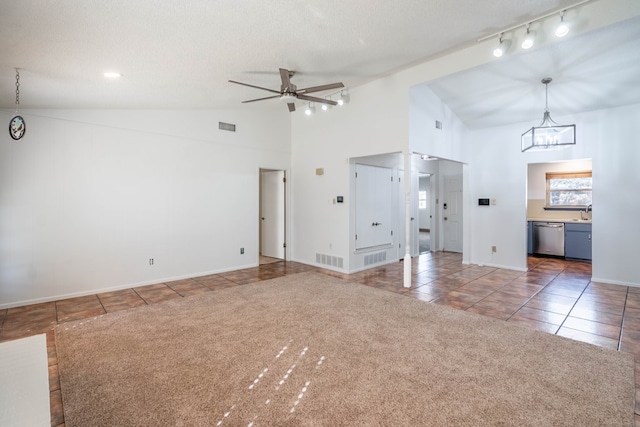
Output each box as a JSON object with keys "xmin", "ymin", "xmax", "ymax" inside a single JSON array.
[{"xmin": 533, "ymin": 222, "xmax": 565, "ymax": 257}]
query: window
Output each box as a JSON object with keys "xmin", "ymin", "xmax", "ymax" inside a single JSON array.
[
  {"xmin": 419, "ymin": 191, "xmax": 427, "ymax": 209},
  {"xmin": 546, "ymin": 171, "xmax": 592, "ymax": 208}
]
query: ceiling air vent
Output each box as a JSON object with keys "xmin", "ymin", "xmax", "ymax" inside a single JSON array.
[
  {"xmin": 218, "ymin": 122, "xmax": 236, "ymax": 132},
  {"xmin": 435, "ymin": 120, "xmax": 443, "ymax": 130}
]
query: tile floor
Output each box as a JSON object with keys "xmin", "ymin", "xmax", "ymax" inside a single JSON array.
[{"xmin": 1, "ymin": 252, "xmax": 638, "ymax": 426}]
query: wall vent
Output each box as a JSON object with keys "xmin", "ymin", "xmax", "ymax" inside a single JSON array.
[
  {"xmin": 364, "ymin": 251, "xmax": 387, "ymax": 266},
  {"xmin": 316, "ymin": 253, "xmax": 344, "ymax": 268},
  {"xmin": 218, "ymin": 122, "xmax": 236, "ymax": 132},
  {"xmin": 435, "ymin": 120, "xmax": 443, "ymax": 130}
]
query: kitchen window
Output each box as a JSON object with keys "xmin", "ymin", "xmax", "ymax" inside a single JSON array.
[{"xmin": 546, "ymin": 171, "xmax": 592, "ymax": 208}]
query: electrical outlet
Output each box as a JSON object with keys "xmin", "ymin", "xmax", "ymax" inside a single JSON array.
[
  {"xmin": 240, "ymin": 248, "xmax": 244, "ymax": 254},
  {"xmin": 149, "ymin": 258, "xmax": 154, "ymax": 265},
  {"xmin": 491, "ymin": 246, "xmax": 497, "ymax": 253}
]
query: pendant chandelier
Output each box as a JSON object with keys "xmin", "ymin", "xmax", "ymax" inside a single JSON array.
[
  {"xmin": 521, "ymin": 77, "xmax": 575, "ymax": 152},
  {"xmin": 9, "ymin": 68, "xmax": 26, "ymax": 141}
]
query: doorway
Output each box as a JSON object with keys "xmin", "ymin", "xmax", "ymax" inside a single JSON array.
[
  {"xmin": 259, "ymin": 169, "xmax": 286, "ymax": 264},
  {"xmin": 418, "ymin": 174, "xmax": 431, "ymax": 253}
]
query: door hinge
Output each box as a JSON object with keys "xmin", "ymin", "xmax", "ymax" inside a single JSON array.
[
  {"xmin": 283, "ymin": 242, "xmax": 287, "ymax": 248},
  {"xmin": 355, "ymin": 234, "xmax": 358, "ymax": 240},
  {"xmin": 283, "ymin": 177, "xmax": 286, "ymax": 183},
  {"xmin": 391, "ymin": 176, "xmax": 393, "ymax": 181},
  {"xmin": 355, "ymin": 172, "xmax": 358, "ymax": 178},
  {"xmin": 391, "ymin": 230, "xmax": 393, "ymax": 236}
]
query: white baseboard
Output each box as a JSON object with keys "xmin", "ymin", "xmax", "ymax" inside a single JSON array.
[
  {"xmin": 591, "ymin": 277, "xmax": 640, "ymax": 288},
  {"xmin": 0, "ymin": 263, "xmax": 258, "ymax": 310}
]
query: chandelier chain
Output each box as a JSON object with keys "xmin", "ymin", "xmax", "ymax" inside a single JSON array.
[{"xmin": 15, "ymin": 68, "xmax": 20, "ymax": 107}]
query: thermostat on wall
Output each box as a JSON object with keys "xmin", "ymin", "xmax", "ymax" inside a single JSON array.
[{"xmin": 478, "ymin": 198, "xmax": 490, "ymax": 206}]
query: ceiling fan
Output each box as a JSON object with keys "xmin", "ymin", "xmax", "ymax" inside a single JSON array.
[{"xmin": 229, "ymin": 68, "xmax": 344, "ymax": 112}]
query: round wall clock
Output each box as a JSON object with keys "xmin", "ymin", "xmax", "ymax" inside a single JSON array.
[{"xmin": 9, "ymin": 115, "xmax": 26, "ymax": 140}]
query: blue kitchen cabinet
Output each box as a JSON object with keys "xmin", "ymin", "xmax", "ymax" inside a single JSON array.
[
  {"xmin": 527, "ymin": 221, "xmax": 533, "ymax": 255},
  {"xmin": 565, "ymin": 223, "xmax": 592, "ymax": 261}
]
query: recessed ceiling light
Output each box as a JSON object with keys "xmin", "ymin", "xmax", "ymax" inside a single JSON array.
[{"xmin": 104, "ymin": 72, "xmax": 122, "ymax": 79}]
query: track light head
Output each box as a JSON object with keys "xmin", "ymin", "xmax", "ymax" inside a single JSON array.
[
  {"xmin": 304, "ymin": 103, "xmax": 315, "ymax": 116},
  {"xmin": 555, "ymin": 11, "xmax": 569, "ymax": 37},
  {"xmin": 321, "ymin": 97, "xmax": 331, "ymax": 111},
  {"xmin": 492, "ymin": 34, "xmax": 511, "ymax": 58},
  {"xmin": 521, "ymin": 24, "xmax": 535, "ymax": 49},
  {"xmin": 336, "ymin": 90, "xmax": 350, "ymax": 106}
]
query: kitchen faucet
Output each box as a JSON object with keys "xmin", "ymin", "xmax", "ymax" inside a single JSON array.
[{"xmin": 581, "ymin": 204, "xmax": 592, "ymax": 220}]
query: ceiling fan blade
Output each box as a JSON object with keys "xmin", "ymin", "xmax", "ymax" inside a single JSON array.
[
  {"xmin": 241, "ymin": 95, "xmax": 281, "ymax": 103},
  {"xmin": 229, "ymin": 80, "xmax": 281, "ymax": 94},
  {"xmin": 279, "ymin": 68, "xmax": 292, "ymax": 89},
  {"xmin": 287, "ymin": 103, "xmax": 296, "ymax": 112},
  {"xmin": 298, "ymin": 82, "xmax": 344, "ymax": 94},
  {"xmin": 297, "ymin": 94, "xmax": 338, "ymax": 106}
]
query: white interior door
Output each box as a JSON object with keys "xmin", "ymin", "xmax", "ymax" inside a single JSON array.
[
  {"xmin": 355, "ymin": 164, "xmax": 392, "ymax": 250},
  {"xmin": 443, "ymin": 175, "xmax": 463, "ymax": 253},
  {"xmin": 261, "ymin": 170, "xmax": 285, "ymax": 259}
]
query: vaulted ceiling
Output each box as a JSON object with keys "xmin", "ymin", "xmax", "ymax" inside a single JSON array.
[{"xmin": 1, "ymin": 0, "xmax": 638, "ymax": 129}]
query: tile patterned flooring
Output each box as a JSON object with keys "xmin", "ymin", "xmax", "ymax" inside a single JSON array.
[{"xmin": 1, "ymin": 252, "xmax": 638, "ymax": 426}]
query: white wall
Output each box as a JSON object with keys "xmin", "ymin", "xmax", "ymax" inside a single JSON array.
[
  {"xmin": 290, "ymin": 77, "xmax": 410, "ymax": 271},
  {"xmin": 467, "ymin": 103, "xmax": 640, "ymax": 286},
  {"xmin": 409, "ymin": 85, "xmax": 470, "ymax": 163},
  {"xmin": 0, "ymin": 109, "xmax": 291, "ymax": 308}
]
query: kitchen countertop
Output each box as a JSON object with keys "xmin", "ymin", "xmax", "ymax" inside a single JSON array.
[{"xmin": 528, "ymin": 218, "xmax": 592, "ymax": 224}]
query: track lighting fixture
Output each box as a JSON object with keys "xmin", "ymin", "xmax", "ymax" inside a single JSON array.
[
  {"xmin": 521, "ymin": 24, "xmax": 535, "ymax": 49},
  {"xmin": 492, "ymin": 33, "xmax": 511, "ymax": 58},
  {"xmin": 478, "ymin": 0, "xmax": 590, "ymax": 58},
  {"xmin": 555, "ymin": 11, "xmax": 570, "ymax": 37},
  {"xmin": 304, "ymin": 103, "xmax": 316, "ymax": 116}
]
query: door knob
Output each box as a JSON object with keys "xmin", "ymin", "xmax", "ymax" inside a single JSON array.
[
  {"xmin": 444, "ymin": 217, "xmax": 448, "ymax": 221},
  {"xmin": 261, "ymin": 217, "xmax": 265, "ymax": 220}
]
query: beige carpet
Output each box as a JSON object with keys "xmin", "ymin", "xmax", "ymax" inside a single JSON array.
[{"xmin": 56, "ymin": 272, "xmax": 634, "ymax": 426}]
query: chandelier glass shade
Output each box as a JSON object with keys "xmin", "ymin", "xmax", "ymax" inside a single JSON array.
[{"xmin": 521, "ymin": 78, "xmax": 575, "ymax": 152}]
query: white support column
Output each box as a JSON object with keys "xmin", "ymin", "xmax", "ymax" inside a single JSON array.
[{"xmin": 403, "ymin": 151, "xmax": 412, "ymax": 288}]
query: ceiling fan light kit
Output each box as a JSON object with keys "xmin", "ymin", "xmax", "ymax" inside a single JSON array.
[
  {"xmin": 478, "ymin": 0, "xmax": 590, "ymax": 58},
  {"xmin": 229, "ymin": 68, "xmax": 345, "ymax": 114}
]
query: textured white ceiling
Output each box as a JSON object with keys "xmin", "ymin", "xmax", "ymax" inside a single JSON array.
[
  {"xmin": 1, "ymin": 0, "xmax": 638, "ymax": 129},
  {"xmin": 0, "ymin": 0, "xmax": 580, "ymax": 112}
]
